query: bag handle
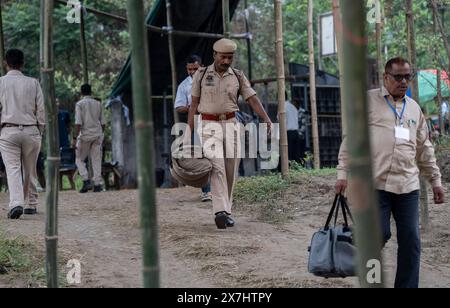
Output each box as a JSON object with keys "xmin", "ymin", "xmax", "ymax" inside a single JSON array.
[
  {"xmin": 324, "ymin": 194, "xmax": 339, "ymax": 230},
  {"xmin": 339, "ymin": 195, "xmax": 354, "ymax": 224}
]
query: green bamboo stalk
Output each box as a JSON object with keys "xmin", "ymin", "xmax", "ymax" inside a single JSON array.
[
  {"xmin": 0, "ymin": 0, "xmax": 6, "ymax": 76},
  {"xmin": 80, "ymin": 0, "xmax": 89, "ymax": 84},
  {"xmin": 222, "ymin": 0, "xmax": 230, "ymax": 38},
  {"xmin": 274, "ymin": 0, "xmax": 289, "ymax": 178},
  {"xmin": 126, "ymin": 0, "xmax": 159, "ymax": 288},
  {"xmin": 375, "ymin": 0, "xmax": 383, "ymax": 90},
  {"xmin": 406, "ymin": 0, "xmax": 418, "ymax": 102},
  {"xmin": 165, "ymin": 0, "xmax": 179, "ymax": 124},
  {"xmin": 41, "ymin": 0, "xmax": 60, "ymax": 288},
  {"xmin": 308, "ymin": 0, "xmax": 320, "ymax": 169},
  {"xmin": 340, "ymin": 0, "xmax": 384, "ymax": 288}
]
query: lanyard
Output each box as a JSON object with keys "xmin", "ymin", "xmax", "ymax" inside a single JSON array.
[{"xmin": 384, "ymin": 97, "xmax": 406, "ymax": 126}]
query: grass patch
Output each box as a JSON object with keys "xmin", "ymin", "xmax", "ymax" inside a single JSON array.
[
  {"xmin": 0, "ymin": 233, "xmax": 46, "ymax": 287},
  {"xmin": 0, "ymin": 232, "xmax": 69, "ymax": 288},
  {"xmin": 234, "ymin": 163, "xmax": 336, "ymax": 223}
]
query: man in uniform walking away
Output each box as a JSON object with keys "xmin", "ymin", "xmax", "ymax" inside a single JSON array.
[
  {"xmin": 73, "ymin": 84, "xmax": 105, "ymax": 193},
  {"xmin": 0, "ymin": 49, "xmax": 45, "ymax": 219},
  {"xmin": 175, "ymin": 54, "xmax": 212, "ymax": 202},
  {"xmin": 335, "ymin": 57, "xmax": 445, "ymax": 288},
  {"xmin": 187, "ymin": 39, "xmax": 272, "ymax": 229}
]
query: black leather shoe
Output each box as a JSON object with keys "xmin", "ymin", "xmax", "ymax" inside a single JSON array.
[
  {"xmin": 24, "ymin": 208, "xmax": 37, "ymax": 215},
  {"xmin": 79, "ymin": 180, "xmax": 92, "ymax": 193},
  {"xmin": 215, "ymin": 212, "xmax": 228, "ymax": 229},
  {"xmin": 7, "ymin": 206, "xmax": 23, "ymax": 219},
  {"xmin": 226, "ymin": 216, "xmax": 235, "ymax": 228},
  {"xmin": 93, "ymin": 185, "xmax": 103, "ymax": 193}
]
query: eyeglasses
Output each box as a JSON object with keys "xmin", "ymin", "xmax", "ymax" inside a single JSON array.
[{"xmin": 387, "ymin": 73, "xmax": 416, "ymax": 82}]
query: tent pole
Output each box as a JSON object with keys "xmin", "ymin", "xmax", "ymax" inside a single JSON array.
[
  {"xmin": 165, "ymin": 0, "xmax": 179, "ymax": 124},
  {"xmin": 41, "ymin": 0, "xmax": 60, "ymax": 289},
  {"xmin": 126, "ymin": 0, "xmax": 159, "ymax": 288},
  {"xmin": 222, "ymin": 0, "xmax": 230, "ymax": 38}
]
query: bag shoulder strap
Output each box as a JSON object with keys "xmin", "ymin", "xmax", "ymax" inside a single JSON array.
[{"xmin": 231, "ymin": 68, "xmax": 242, "ymax": 100}]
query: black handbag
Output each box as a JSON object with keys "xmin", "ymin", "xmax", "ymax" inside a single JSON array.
[{"xmin": 308, "ymin": 194, "xmax": 357, "ymax": 278}]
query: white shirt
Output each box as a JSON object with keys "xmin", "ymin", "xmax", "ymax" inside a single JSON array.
[
  {"xmin": 174, "ymin": 76, "xmax": 193, "ymax": 109},
  {"xmin": 285, "ymin": 101, "xmax": 300, "ymax": 131}
]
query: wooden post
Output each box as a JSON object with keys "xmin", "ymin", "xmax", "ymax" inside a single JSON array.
[
  {"xmin": 340, "ymin": 0, "xmax": 384, "ymax": 288},
  {"xmin": 126, "ymin": 0, "xmax": 159, "ymax": 288},
  {"xmin": 308, "ymin": 0, "xmax": 320, "ymax": 169},
  {"xmin": 222, "ymin": 0, "xmax": 230, "ymax": 38},
  {"xmin": 274, "ymin": 0, "xmax": 289, "ymax": 178},
  {"xmin": 41, "ymin": 0, "xmax": 60, "ymax": 288},
  {"xmin": 80, "ymin": 0, "xmax": 89, "ymax": 84},
  {"xmin": 165, "ymin": 0, "xmax": 179, "ymax": 124},
  {"xmin": 0, "ymin": 0, "xmax": 5, "ymax": 76}
]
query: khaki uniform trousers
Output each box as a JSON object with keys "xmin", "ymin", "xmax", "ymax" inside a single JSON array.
[
  {"xmin": 202, "ymin": 118, "xmax": 241, "ymax": 215},
  {"xmin": 0, "ymin": 126, "xmax": 42, "ymax": 210},
  {"xmin": 76, "ymin": 136, "xmax": 103, "ymax": 185}
]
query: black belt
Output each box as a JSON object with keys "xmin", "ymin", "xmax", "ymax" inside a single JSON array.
[{"xmin": 2, "ymin": 124, "xmax": 37, "ymax": 128}]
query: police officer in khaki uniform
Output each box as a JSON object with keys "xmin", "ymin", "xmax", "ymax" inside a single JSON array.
[
  {"xmin": 0, "ymin": 49, "xmax": 45, "ymax": 219},
  {"xmin": 188, "ymin": 39, "xmax": 272, "ymax": 229},
  {"xmin": 73, "ymin": 84, "xmax": 105, "ymax": 193}
]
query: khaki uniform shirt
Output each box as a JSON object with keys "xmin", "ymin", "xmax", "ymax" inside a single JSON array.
[
  {"xmin": 0, "ymin": 70, "xmax": 45, "ymax": 127},
  {"xmin": 337, "ymin": 87, "xmax": 442, "ymax": 194},
  {"xmin": 75, "ymin": 96, "xmax": 105, "ymax": 140},
  {"xmin": 191, "ymin": 64, "xmax": 256, "ymax": 114}
]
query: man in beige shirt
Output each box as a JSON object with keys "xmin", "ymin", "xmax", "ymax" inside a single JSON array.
[
  {"xmin": 0, "ymin": 49, "xmax": 45, "ymax": 219},
  {"xmin": 336, "ymin": 57, "xmax": 445, "ymax": 288},
  {"xmin": 73, "ymin": 84, "xmax": 105, "ymax": 193},
  {"xmin": 187, "ymin": 39, "xmax": 272, "ymax": 229}
]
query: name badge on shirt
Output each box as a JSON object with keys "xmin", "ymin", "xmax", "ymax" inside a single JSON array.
[{"xmin": 395, "ymin": 126, "xmax": 410, "ymax": 141}]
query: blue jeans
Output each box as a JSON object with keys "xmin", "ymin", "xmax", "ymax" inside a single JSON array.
[
  {"xmin": 378, "ymin": 190, "xmax": 421, "ymax": 288},
  {"xmin": 202, "ymin": 183, "xmax": 211, "ymax": 194}
]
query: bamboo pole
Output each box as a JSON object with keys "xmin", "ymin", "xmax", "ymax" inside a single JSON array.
[
  {"xmin": 332, "ymin": 0, "xmax": 348, "ymax": 137},
  {"xmin": 0, "ymin": 0, "xmax": 5, "ymax": 76},
  {"xmin": 308, "ymin": 0, "xmax": 320, "ymax": 169},
  {"xmin": 165, "ymin": 0, "xmax": 178, "ymax": 124},
  {"xmin": 437, "ymin": 69, "xmax": 444, "ymax": 134},
  {"xmin": 340, "ymin": 0, "xmax": 384, "ymax": 288},
  {"xmin": 222, "ymin": 0, "xmax": 230, "ymax": 38},
  {"xmin": 274, "ymin": 0, "xmax": 289, "ymax": 178},
  {"xmin": 80, "ymin": 0, "xmax": 89, "ymax": 84},
  {"xmin": 41, "ymin": 0, "xmax": 60, "ymax": 289},
  {"xmin": 375, "ymin": 0, "xmax": 383, "ymax": 90},
  {"xmin": 126, "ymin": 0, "xmax": 159, "ymax": 288}
]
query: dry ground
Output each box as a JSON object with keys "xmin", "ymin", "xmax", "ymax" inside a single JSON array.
[{"xmin": 0, "ymin": 173, "xmax": 449, "ymax": 288}]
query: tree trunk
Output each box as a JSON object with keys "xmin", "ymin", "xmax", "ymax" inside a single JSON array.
[
  {"xmin": 0, "ymin": 0, "xmax": 5, "ymax": 76},
  {"xmin": 80, "ymin": 0, "xmax": 89, "ymax": 84},
  {"xmin": 308, "ymin": 0, "xmax": 320, "ymax": 169},
  {"xmin": 430, "ymin": 0, "xmax": 450, "ymax": 75},
  {"xmin": 274, "ymin": 0, "xmax": 289, "ymax": 178},
  {"xmin": 375, "ymin": 0, "xmax": 383, "ymax": 89},
  {"xmin": 41, "ymin": 0, "xmax": 60, "ymax": 288},
  {"xmin": 126, "ymin": 0, "xmax": 159, "ymax": 288},
  {"xmin": 340, "ymin": 0, "xmax": 384, "ymax": 288}
]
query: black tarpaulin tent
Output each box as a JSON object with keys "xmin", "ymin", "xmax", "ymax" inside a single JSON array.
[
  {"xmin": 109, "ymin": 0, "xmax": 241, "ymax": 188},
  {"xmin": 110, "ymin": 0, "xmax": 240, "ymax": 101}
]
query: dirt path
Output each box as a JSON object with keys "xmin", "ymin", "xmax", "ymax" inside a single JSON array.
[{"xmin": 0, "ymin": 178, "xmax": 449, "ymax": 288}]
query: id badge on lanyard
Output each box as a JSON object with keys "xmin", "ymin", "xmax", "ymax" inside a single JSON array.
[{"xmin": 385, "ymin": 97, "xmax": 409, "ymax": 141}]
